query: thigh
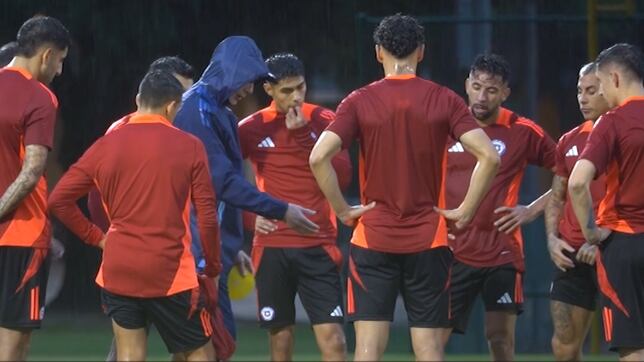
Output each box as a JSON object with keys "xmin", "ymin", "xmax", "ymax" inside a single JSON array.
[
  {"xmin": 0, "ymin": 247, "xmax": 48, "ymax": 330},
  {"xmin": 449, "ymin": 260, "xmax": 485, "ymax": 334},
  {"xmin": 111, "ymin": 320, "xmax": 147, "ymax": 361},
  {"xmin": 401, "ymin": 246, "xmax": 452, "ymax": 328},
  {"xmin": 145, "ymin": 289, "xmax": 211, "ymax": 354},
  {"xmin": 481, "ymin": 264, "xmax": 523, "ymax": 315},
  {"xmin": 295, "ymin": 245, "xmax": 344, "ymax": 326},
  {"xmin": 254, "ymin": 246, "xmax": 297, "ymax": 329},
  {"xmin": 550, "ymin": 300, "xmax": 593, "ymax": 343},
  {"xmin": 550, "ymin": 259, "xmax": 598, "ymax": 311},
  {"xmin": 347, "ymin": 245, "xmax": 399, "ymax": 323}
]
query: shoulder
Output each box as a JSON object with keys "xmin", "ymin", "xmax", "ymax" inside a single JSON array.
[
  {"xmin": 29, "ymin": 80, "xmax": 58, "ymax": 109},
  {"xmin": 510, "ymin": 113, "xmax": 546, "ymax": 138},
  {"xmin": 238, "ymin": 109, "xmax": 265, "ymax": 129},
  {"xmin": 304, "ymin": 103, "xmax": 335, "ymax": 123}
]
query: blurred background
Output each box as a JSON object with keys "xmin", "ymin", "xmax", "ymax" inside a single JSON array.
[{"xmin": 1, "ymin": 0, "xmax": 643, "ymax": 360}]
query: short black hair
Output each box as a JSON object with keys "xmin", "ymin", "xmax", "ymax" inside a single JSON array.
[
  {"xmin": 16, "ymin": 16, "xmax": 70, "ymax": 57},
  {"xmin": 373, "ymin": 14, "xmax": 425, "ymax": 59},
  {"xmin": 148, "ymin": 56, "xmax": 195, "ymax": 80},
  {"xmin": 138, "ymin": 70, "xmax": 183, "ymax": 109},
  {"xmin": 0, "ymin": 41, "xmax": 18, "ymax": 67},
  {"xmin": 265, "ymin": 53, "xmax": 305, "ymax": 82},
  {"xmin": 470, "ymin": 53, "xmax": 511, "ymax": 84},
  {"xmin": 596, "ymin": 43, "xmax": 644, "ymax": 82}
]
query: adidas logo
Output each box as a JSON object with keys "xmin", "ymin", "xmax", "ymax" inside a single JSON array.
[
  {"xmin": 330, "ymin": 305, "xmax": 343, "ymax": 317},
  {"xmin": 448, "ymin": 142, "xmax": 465, "ymax": 153},
  {"xmin": 565, "ymin": 145, "xmax": 579, "ymax": 157},
  {"xmin": 258, "ymin": 137, "xmax": 275, "ymax": 148},
  {"xmin": 497, "ymin": 292, "xmax": 513, "ymax": 304}
]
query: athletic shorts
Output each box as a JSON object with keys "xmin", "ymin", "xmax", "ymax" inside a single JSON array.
[
  {"xmin": 0, "ymin": 246, "xmax": 48, "ymax": 329},
  {"xmin": 550, "ymin": 249, "xmax": 598, "ymax": 311},
  {"xmin": 252, "ymin": 245, "xmax": 343, "ymax": 329},
  {"xmin": 101, "ymin": 288, "xmax": 212, "ymax": 354},
  {"xmin": 596, "ymin": 232, "xmax": 644, "ymax": 351},
  {"xmin": 347, "ymin": 245, "xmax": 452, "ymax": 328},
  {"xmin": 450, "ymin": 261, "xmax": 524, "ymax": 334}
]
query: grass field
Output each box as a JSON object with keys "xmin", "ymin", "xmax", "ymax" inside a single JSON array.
[{"xmin": 28, "ymin": 315, "xmax": 617, "ymax": 361}]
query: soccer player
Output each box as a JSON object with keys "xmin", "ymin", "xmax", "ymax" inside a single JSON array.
[
  {"xmin": 238, "ymin": 53, "xmax": 351, "ymax": 361},
  {"xmin": 88, "ymin": 55, "xmax": 195, "ymax": 232},
  {"xmin": 309, "ymin": 14, "xmax": 500, "ymax": 361},
  {"xmin": 0, "ymin": 16, "xmax": 69, "ymax": 361},
  {"xmin": 91, "ymin": 56, "xmax": 199, "ymax": 362},
  {"xmin": 545, "ymin": 62, "xmax": 609, "ymax": 361},
  {"xmin": 444, "ymin": 53, "xmax": 556, "ymax": 361},
  {"xmin": 569, "ymin": 43, "xmax": 644, "ymax": 361},
  {"xmin": 174, "ymin": 36, "xmax": 319, "ymax": 343},
  {"xmin": 48, "ymin": 70, "xmax": 220, "ymax": 361},
  {"xmin": 0, "ymin": 41, "xmax": 18, "ymax": 67}
]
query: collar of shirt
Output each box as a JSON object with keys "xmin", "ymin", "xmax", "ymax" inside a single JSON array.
[
  {"xmin": 3, "ymin": 66, "xmax": 33, "ymax": 80},
  {"xmin": 128, "ymin": 113, "xmax": 174, "ymax": 128}
]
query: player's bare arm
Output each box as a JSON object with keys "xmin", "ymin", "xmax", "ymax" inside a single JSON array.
[
  {"xmin": 544, "ymin": 175, "xmax": 575, "ymax": 271},
  {"xmin": 494, "ymin": 189, "xmax": 552, "ymax": 234},
  {"xmin": 568, "ymin": 159, "xmax": 611, "ymax": 245},
  {"xmin": 0, "ymin": 144, "xmax": 48, "ymax": 219},
  {"xmin": 435, "ymin": 128, "xmax": 500, "ymax": 229},
  {"xmin": 310, "ymin": 130, "xmax": 374, "ymax": 226}
]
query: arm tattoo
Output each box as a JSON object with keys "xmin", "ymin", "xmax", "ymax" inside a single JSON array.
[
  {"xmin": 545, "ymin": 175, "xmax": 567, "ymax": 236},
  {"xmin": 0, "ymin": 145, "xmax": 48, "ymax": 219}
]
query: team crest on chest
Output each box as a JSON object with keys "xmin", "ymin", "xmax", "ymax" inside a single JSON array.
[{"xmin": 491, "ymin": 139, "xmax": 506, "ymax": 156}]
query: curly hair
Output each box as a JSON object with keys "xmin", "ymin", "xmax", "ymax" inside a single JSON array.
[
  {"xmin": 470, "ymin": 54, "xmax": 511, "ymax": 84},
  {"xmin": 373, "ymin": 14, "xmax": 425, "ymax": 59}
]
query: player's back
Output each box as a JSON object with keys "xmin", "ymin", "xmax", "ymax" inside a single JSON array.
[
  {"xmin": 331, "ymin": 75, "xmax": 477, "ymax": 253},
  {"xmin": 93, "ymin": 114, "xmax": 208, "ymax": 296}
]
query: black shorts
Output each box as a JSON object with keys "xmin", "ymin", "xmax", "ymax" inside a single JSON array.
[
  {"xmin": 101, "ymin": 288, "xmax": 211, "ymax": 354},
  {"xmin": 347, "ymin": 245, "xmax": 452, "ymax": 328},
  {"xmin": 253, "ymin": 245, "xmax": 343, "ymax": 329},
  {"xmin": 450, "ymin": 261, "xmax": 523, "ymax": 334},
  {"xmin": 596, "ymin": 232, "xmax": 644, "ymax": 351},
  {"xmin": 550, "ymin": 250, "xmax": 598, "ymax": 311},
  {"xmin": 0, "ymin": 246, "xmax": 48, "ymax": 329}
]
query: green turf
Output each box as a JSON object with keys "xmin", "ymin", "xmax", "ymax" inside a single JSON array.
[{"xmin": 28, "ymin": 316, "xmax": 617, "ymax": 361}]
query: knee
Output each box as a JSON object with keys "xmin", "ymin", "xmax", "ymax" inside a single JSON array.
[
  {"xmin": 551, "ymin": 334, "xmax": 581, "ymax": 360},
  {"xmin": 320, "ymin": 329, "xmax": 346, "ymax": 353},
  {"xmin": 271, "ymin": 328, "xmax": 293, "ymax": 348},
  {"xmin": 485, "ymin": 327, "xmax": 514, "ymax": 347}
]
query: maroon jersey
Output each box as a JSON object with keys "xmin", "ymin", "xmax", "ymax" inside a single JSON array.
[
  {"xmin": 580, "ymin": 96, "xmax": 644, "ymax": 233},
  {"xmin": 445, "ymin": 107, "xmax": 556, "ymax": 270},
  {"xmin": 327, "ymin": 74, "xmax": 479, "ymax": 253},
  {"xmin": 555, "ymin": 120, "xmax": 606, "ymax": 248},
  {"xmin": 49, "ymin": 114, "xmax": 221, "ymax": 298},
  {"xmin": 0, "ymin": 67, "xmax": 58, "ymax": 249},
  {"xmin": 238, "ymin": 102, "xmax": 352, "ymax": 248}
]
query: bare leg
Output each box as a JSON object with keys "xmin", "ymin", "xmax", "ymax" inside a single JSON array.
[
  {"xmin": 485, "ymin": 311, "xmax": 517, "ymax": 361},
  {"xmin": 312, "ymin": 323, "xmax": 346, "ymax": 361},
  {"xmin": 410, "ymin": 327, "xmax": 451, "ymax": 361},
  {"xmin": 353, "ymin": 321, "xmax": 389, "ymax": 361},
  {"xmin": 618, "ymin": 348, "xmax": 644, "ymax": 361},
  {"xmin": 183, "ymin": 340, "xmax": 216, "ymax": 361},
  {"xmin": 0, "ymin": 327, "xmax": 31, "ymax": 361},
  {"xmin": 269, "ymin": 325, "xmax": 294, "ymax": 361},
  {"xmin": 550, "ymin": 300, "xmax": 593, "ymax": 361},
  {"xmin": 112, "ymin": 320, "xmax": 147, "ymax": 361}
]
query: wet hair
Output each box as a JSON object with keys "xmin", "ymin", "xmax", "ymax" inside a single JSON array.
[
  {"xmin": 265, "ymin": 53, "xmax": 305, "ymax": 82},
  {"xmin": 470, "ymin": 53, "xmax": 511, "ymax": 84},
  {"xmin": 578, "ymin": 62, "xmax": 597, "ymax": 77},
  {"xmin": 373, "ymin": 14, "xmax": 425, "ymax": 59},
  {"xmin": 148, "ymin": 56, "xmax": 194, "ymax": 80},
  {"xmin": 595, "ymin": 43, "xmax": 644, "ymax": 82},
  {"xmin": 137, "ymin": 70, "xmax": 183, "ymax": 109},
  {"xmin": 16, "ymin": 16, "xmax": 70, "ymax": 57},
  {"xmin": 0, "ymin": 41, "xmax": 18, "ymax": 67}
]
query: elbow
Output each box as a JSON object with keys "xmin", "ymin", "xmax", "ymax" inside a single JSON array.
[
  {"xmin": 567, "ymin": 176, "xmax": 588, "ymax": 196},
  {"xmin": 309, "ymin": 150, "xmax": 326, "ymax": 171},
  {"xmin": 485, "ymin": 150, "xmax": 501, "ymax": 171}
]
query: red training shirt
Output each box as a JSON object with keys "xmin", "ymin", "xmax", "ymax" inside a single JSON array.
[
  {"xmin": 327, "ymin": 74, "xmax": 479, "ymax": 254},
  {"xmin": 445, "ymin": 107, "xmax": 556, "ymax": 270},
  {"xmin": 238, "ymin": 101, "xmax": 352, "ymax": 247},
  {"xmin": 49, "ymin": 114, "xmax": 221, "ymax": 298},
  {"xmin": 0, "ymin": 66, "xmax": 58, "ymax": 249}
]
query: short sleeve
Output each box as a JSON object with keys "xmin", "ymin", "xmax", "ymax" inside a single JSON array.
[
  {"xmin": 23, "ymin": 89, "xmax": 58, "ymax": 149},
  {"xmin": 554, "ymin": 135, "xmax": 569, "ymax": 178},
  {"xmin": 326, "ymin": 91, "xmax": 360, "ymax": 149},
  {"xmin": 446, "ymin": 91, "xmax": 479, "ymax": 140},
  {"xmin": 579, "ymin": 114, "xmax": 617, "ymax": 175}
]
